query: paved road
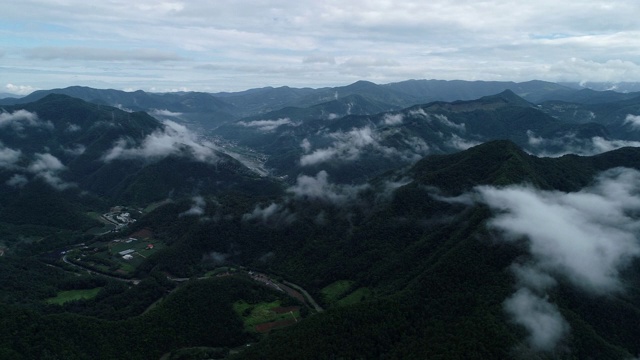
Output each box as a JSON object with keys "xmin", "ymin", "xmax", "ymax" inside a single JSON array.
[{"xmin": 283, "ymin": 280, "xmax": 324, "ymax": 312}]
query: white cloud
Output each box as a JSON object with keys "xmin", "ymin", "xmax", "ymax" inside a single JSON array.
[
  {"xmin": 27, "ymin": 153, "xmax": 75, "ymax": 190},
  {"xmin": 63, "ymin": 144, "xmax": 86, "ymax": 156},
  {"xmin": 431, "ymin": 168, "xmax": 640, "ymax": 350},
  {"xmin": 238, "ymin": 118, "xmax": 296, "ymax": 132},
  {"xmin": 103, "ymin": 120, "xmax": 219, "ymax": 163},
  {"xmin": 5, "ymin": 174, "xmax": 28, "ymax": 188},
  {"xmin": 447, "ymin": 134, "xmax": 481, "ymax": 150},
  {"xmin": 300, "ymin": 138, "xmax": 312, "ymax": 153},
  {"xmin": 24, "ymin": 46, "xmax": 186, "ymax": 62},
  {"xmin": 287, "ymin": 170, "xmax": 368, "ymax": 205},
  {"xmin": 300, "ymin": 126, "xmax": 377, "ymax": 166},
  {"xmin": 150, "ymin": 109, "xmax": 183, "ymax": 118},
  {"xmin": 65, "ymin": 123, "xmax": 81, "ymax": 132},
  {"xmin": 242, "ymin": 202, "xmax": 296, "ymax": 224},
  {"xmin": 527, "ymin": 132, "xmax": 640, "ymax": 157},
  {"xmin": 4, "ymin": 1, "xmax": 640, "ymax": 91},
  {"xmin": 0, "ymin": 110, "xmax": 52, "ymax": 131},
  {"xmin": 433, "ymin": 114, "xmax": 466, "ymax": 132},
  {"xmin": 624, "ymin": 114, "xmax": 640, "ymax": 130},
  {"xmin": 478, "ymin": 169, "xmax": 640, "ymax": 293},
  {"xmin": 383, "ymin": 113, "xmax": 404, "ymax": 126},
  {"xmin": 0, "ymin": 143, "xmax": 22, "ymax": 169},
  {"xmin": 409, "ymin": 109, "xmax": 466, "ymax": 132},
  {"xmin": 179, "ymin": 196, "xmax": 206, "ymax": 217},
  {"xmin": 5, "ymin": 83, "xmax": 36, "ymax": 96},
  {"xmin": 504, "ymin": 288, "xmax": 570, "ymax": 352}
]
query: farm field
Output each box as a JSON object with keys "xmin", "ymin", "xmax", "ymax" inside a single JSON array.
[
  {"xmin": 320, "ymin": 280, "xmax": 354, "ymax": 306},
  {"xmin": 233, "ymin": 300, "xmax": 300, "ymax": 332},
  {"xmin": 46, "ymin": 288, "xmax": 102, "ymax": 305},
  {"xmin": 337, "ymin": 287, "xmax": 373, "ymax": 306}
]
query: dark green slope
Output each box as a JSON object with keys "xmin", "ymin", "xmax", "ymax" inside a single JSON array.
[
  {"xmin": 0, "ymin": 95, "xmax": 282, "ymax": 249},
  {"xmin": 233, "ymin": 141, "xmax": 640, "ymax": 359}
]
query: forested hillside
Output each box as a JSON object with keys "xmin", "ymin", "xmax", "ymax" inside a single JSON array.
[{"xmin": 2, "ymin": 87, "xmax": 640, "ymax": 359}]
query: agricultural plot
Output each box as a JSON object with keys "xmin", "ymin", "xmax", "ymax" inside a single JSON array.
[
  {"xmin": 337, "ymin": 287, "xmax": 373, "ymax": 306},
  {"xmin": 233, "ymin": 300, "xmax": 300, "ymax": 333},
  {"xmin": 46, "ymin": 287, "xmax": 102, "ymax": 305},
  {"xmin": 320, "ymin": 280, "xmax": 354, "ymax": 306},
  {"xmin": 321, "ymin": 281, "xmax": 372, "ymax": 307}
]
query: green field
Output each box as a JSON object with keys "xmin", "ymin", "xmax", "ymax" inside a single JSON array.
[
  {"xmin": 320, "ymin": 280, "xmax": 354, "ymax": 304},
  {"xmin": 233, "ymin": 300, "xmax": 299, "ymax": 330},
  {"xmin": 337, "ymin": 287, "xmax": 373, "ymax": 306},
  {"xmin": 46, "ymin": 288, "xmax": 102, "ymax": 305}
]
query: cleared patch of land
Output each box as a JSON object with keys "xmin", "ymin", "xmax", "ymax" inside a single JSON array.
[
  {"xmin": 46, "ymin": 287, "xmax": 102, "ymax": 305},
  {"xmin": 233, "ymin": 300, "xmax": 300, "ymax": 332},
  {"xmin": 337, "ymin": 287, "xmax": 373, "ymax": 306},
  {"xmin": 321, "ymin": 280, "xmax": 354, "ymax": 305}
]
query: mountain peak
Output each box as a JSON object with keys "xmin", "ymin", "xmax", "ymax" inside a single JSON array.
[
  {"xmin": 411, "ymin": 140, "xmax": 543, "ymax": 193},
  {"xmin": 477, "ymin": 89, "xmax": 532, "ymax": 107}
]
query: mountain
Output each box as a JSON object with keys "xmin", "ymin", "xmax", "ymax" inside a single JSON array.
[
  {"xmin": 3, "ymin": 82, "xmax": 640, "ymax": 359},
  {"xmin": 384, "ymin": 79, "xmax": 575, "ymax": 103},
  {"xmin": 0, "ymin": 86, "xmax": 239, "ymax": 130},
  {"xmin": 0, "ymin": 94, "xmax": 281, "ymax": 248},
  {"xmin": 213, "ymin": 90, "xmax": 609, "ymax": 184},
  {"xmin": 226, "ymin": 140, "xmax": 640, "ymax": 359},
  {"xmin": 539, "ymin": 93, "xmax": 640, "ymax": 141},
  {"xmin": 2, "ymin": 131, "xmax": 640, "ymax": 358},
  {"xmin": 0, "ymin": 92, "xmax": 21, "ymax": 100}
]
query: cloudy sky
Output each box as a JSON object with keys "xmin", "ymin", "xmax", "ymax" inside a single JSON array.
[{"xmin": 2, "ymin": 0, "xmax": 640, "ymax": 94}]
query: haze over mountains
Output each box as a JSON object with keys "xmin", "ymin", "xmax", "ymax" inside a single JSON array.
[{"xmin": 2, "ymin": 79, "xmax": 640, "ymax": 359}]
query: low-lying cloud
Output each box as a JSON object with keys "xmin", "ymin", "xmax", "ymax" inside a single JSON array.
[
  {"xmin": 5, "ymin": 174, "xmax": 28, "ymax": 188},
  {"xmin": 287, "ymin": 170, "xmax": 368, "ymax": 205},
  {"xmin": 527, "ymin": 131, "xmax": 640, "ymax": 157},
  {"xmin": 63, "ymin": 144, "xmax": 86, "ymax": 156},
  {"xmin": 27, "ymin": 153, "xmax": 75, "ymax": 190},
  {"xmin": 447, "ymin": 134, "xmax": 481, "ymax": 150},
  {"xmin": 103, "ymin": 120, "xmax": 219, "ymax": 163},
  {"xmin": 299, "ymin": 126, "xmax": 383, "ymax": 166},
  {"xmin": 242, "ymin": 202, "xmax": 296, "ymax": 225},
  {"xmin": 383, "ymin": 113, "xmax": 404, "ymax": 126},
  {"xmin": 150, "ymin": 109, "xmax": 183, "ymax": 118},
  {"xmin": 504, "ymin": 288, "xmax": 570, "ymax": 352},
  {"xmin": 0, "ymin": 142, "xmax": 22, "ymax": 169},
  {"xmin": 409, "ymin": 108, "xmax": 466, "ymax": 132},
  {"xmin": 238, "ymin": 118, "xmax": 296, "ymax": 132},
  {"xmin": 434, "ymin": 167, "xmax": 640, "ymax": 351},
  {"xmin": 300, "ymin": 125, "xmax": 431, "ymax": 166},
  {"xmin": 624, "ymin": 114, "xmax": 640, "ymax": 130},
  {"xmin": 179, "ymin": 196, "xmax": 206, "ymax": 217},
  {"xmin": 0, "ymin": 110, "xmax": 52, "ymax": 132},
  {"xmin": 479, "ymin": 168, "xmax": 640, "ymax": 292}
]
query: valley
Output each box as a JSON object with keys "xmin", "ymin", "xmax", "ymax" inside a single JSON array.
[{"xmin": 2, "ymin": 81, "xmax": 640, "ymax": 359}]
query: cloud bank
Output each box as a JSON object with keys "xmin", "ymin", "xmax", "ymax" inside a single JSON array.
[
  {"xmin": 103, "ymin": 120, "xmax": 219, "ymax": 163},
  {"xmin": 473, "ymin": 167, "xmax": 640, "ymax": 350},
  {"xmin": 179, "ymin": 196, "xmax": 206, "ymax": 217},
  {"xmin": 432, "ymin": 167, "xmax": 640, "ymax": 350},
  {"xmin": 242, "ymin": 202, "xmax": 296, "ymax": 225},
  {"xmin": 27, "ymin": 153, "xmax": 75, "ymax": 190},
  {"xmin": 287, "ymin": 170, "xmax": 368, "ymax": 205},
  {"xmin": 0, "ymin": 143, "xmax": 22, "ymax": 169},
  {"xmin": 238, "ymin": 118, "xmax": 296, "ymax": 132},
  {"xmin": 0, "ymin": 110, "xmax": 52, "ymax": 131},
  {"xmin": 527, "ymin": 131, "xmax": 640, "ymax": 157}
]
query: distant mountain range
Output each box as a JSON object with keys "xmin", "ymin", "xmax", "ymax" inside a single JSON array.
[{"xmin": 3, "ymin": 80, "xmax": 639, "ymax": 131}]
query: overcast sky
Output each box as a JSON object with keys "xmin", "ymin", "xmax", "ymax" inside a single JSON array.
[{"xmin": 2, "ymin": 0, "xmax": 640, "ymax": 94}]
